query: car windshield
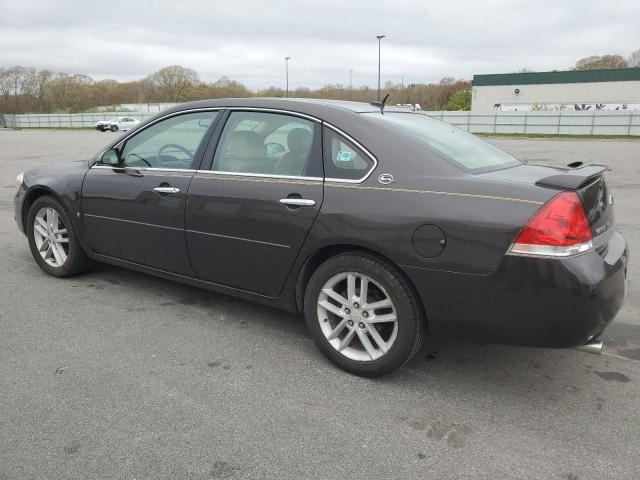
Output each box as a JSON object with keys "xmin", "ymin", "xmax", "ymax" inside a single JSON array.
[{"xmin": 362, "ymin": 112, "xmax": 521, "ymax": 173}]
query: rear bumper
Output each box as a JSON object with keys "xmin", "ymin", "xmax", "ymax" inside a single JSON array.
[{"xmin": 403, "ymin": 230, "xmax": 628, "ymax": 348}]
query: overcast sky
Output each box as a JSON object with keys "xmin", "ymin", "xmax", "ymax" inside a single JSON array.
[{"xmin": 1, "ymin": 0, "xmax": 639, "ymax": 89}]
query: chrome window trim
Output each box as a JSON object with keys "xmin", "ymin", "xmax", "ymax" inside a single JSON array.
[
  {"xmin": 111, "ymin": 107, "xmax": 226, "ymax": 149},
  {"xmin": 90, "ymin": 165, "xmax": 196, "ymax": 174},
  {"xmin": 94, "ymin": 105, "xmax": 378, "ymax": 184},
  {"xmin": 322, "ymin": 123, "xmax": 378, "ymax": 184},
  {"xmin": 205, "ymin": 108, "xmax": 323, "ymax": 181},
  {"xmin": 195, "ymin": 170, "xmax": 323, "ymax": 182},
  {"xmin": 224, "ymin": 107, "xmax": 321, "ymax": 123}
]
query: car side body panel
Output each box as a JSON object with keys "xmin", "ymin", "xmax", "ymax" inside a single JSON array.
[
  {"xmin": 403, "ymin": 230, "xmax": 628, "ymax": 347},
  {"xmin": 185, "ymin": 174, "xmax": 323, "ymax": 296},
  {"xmin": 14, "ymin": 161, "xmax": 90, "ymax": 250},
  {"xmin": 81, "ymin": 167, "xmax": 195, "ymax": 275}
]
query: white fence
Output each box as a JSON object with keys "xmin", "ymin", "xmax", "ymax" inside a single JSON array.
[
  {"xmin": 426, "ymin": 110, "xmax": 640, "ymax": 136},
  {"xmin": 2, "ymin": 109, "xmax": 639, "ymax": 136},
  {"xmin": 1, "ymin": 112, "xmax": 157, "ymax": 129}
]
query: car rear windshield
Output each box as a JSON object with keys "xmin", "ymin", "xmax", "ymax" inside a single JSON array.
[{"xmin": 362, "ymin": 112, "xmax": 521, "ymax": 173}]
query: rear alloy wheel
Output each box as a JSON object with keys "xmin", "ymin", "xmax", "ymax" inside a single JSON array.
[
  {"xmin": 27, "ymin": 196, "xmax": 92, "ymax": 277},
  {"xmin": 304, "ymin": 252, "xmax": 425, "ymax": 376}
]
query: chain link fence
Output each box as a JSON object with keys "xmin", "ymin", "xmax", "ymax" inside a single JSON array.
[{"xmin": 2, "ymin": 109, "xmax": 639, "ymax": 136}]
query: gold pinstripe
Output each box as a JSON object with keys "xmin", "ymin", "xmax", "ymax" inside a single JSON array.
[
  {"xmin": 191, "ymin": 174, "xmax": 543, "ymax": 205},
  {"xmin": 325, "ymin": 183, "xmax": 544, "ymax": 205}
]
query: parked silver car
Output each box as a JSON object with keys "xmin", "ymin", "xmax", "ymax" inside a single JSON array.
[{"xmin": 95, "ymin": 116, "xmax": 140, "ymax": 132}]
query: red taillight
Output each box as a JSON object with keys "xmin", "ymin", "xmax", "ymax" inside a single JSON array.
[{"xmin": 510, "ymin": 191, "xmax": 593, "ymax": 257}]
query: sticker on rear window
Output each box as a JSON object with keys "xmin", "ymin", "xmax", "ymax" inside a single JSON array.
[{"xmin": 336, "ymin": 151, "xmax": 352, "ymax": 162}]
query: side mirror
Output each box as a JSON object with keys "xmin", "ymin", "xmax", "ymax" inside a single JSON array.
[{"xmin": 101, "ymin": 148, "xmax": 122, "ymax": 166}]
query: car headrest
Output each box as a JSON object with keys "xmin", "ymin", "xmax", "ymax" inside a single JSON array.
[
  {"xmin": 227, "ymin": 131, "xmax": 265, "ymax": 161},
  {"xmin": 287, "ymin": 128, "xmax": 313, "ymax": 154}
]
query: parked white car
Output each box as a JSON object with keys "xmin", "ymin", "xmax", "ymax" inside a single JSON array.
[{"xmin": 95, "ymin": 116, "xmax": 140, "ymax": 132}]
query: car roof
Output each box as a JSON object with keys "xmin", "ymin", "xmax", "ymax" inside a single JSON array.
[{"xmin": 163, "ymin": 97, "xmax": 412, "ymax": 119}]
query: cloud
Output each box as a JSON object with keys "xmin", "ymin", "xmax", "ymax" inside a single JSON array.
[{"xmin": 0, "ymin": 0, "xmax": 638, "ymax": 89}]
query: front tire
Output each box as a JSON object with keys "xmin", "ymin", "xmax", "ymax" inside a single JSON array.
[
  {"xmin": 304, "ymin": 252, "xmax": 426, "ymax": 377},
  {"xmin": 26, "ymin": 196, "xmax": 92, "ymax": 277}
]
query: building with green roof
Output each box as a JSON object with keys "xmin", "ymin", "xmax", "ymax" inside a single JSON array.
[{"xmin": 471, "ymin": 68, "xmax": 640, "ymax": 112}]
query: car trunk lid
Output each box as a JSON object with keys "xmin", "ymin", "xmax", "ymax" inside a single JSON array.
[{"xmin": 479, "ymin": 163, "xmax": 614, "ymax": 238}]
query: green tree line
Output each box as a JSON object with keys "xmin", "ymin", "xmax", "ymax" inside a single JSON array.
[{"xmin": 0, "ymin": 65, "xmax": 471, "ymax": 114}]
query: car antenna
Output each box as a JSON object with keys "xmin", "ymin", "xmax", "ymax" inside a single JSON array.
[{"xmin": 370, "ymin": 93, "xmax": 390, "ymax": 112}]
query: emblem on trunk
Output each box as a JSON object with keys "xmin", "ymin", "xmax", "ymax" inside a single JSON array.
[
  {"xmin": 378, "ymin": 173, "xmax": 395, "ymax": 185},
  {"xmin": 595, "ymin": 222, "xmax": 610, "ymax": 235}
]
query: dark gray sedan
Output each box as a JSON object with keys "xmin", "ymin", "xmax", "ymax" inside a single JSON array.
[{"xmin": 14, "ymin": 98, "xmax": 628, "ymax": 376}]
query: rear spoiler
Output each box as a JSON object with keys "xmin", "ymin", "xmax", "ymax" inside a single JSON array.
[{"xmin": 535, "ymin": 163, "xmax": 609, "ymax": 190}]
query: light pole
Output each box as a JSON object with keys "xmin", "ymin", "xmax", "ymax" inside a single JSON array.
[
  {"xmin": 349, "ymin": 69, "xmax": 353, "ymax": 100},
  {"xmin": 376, "ymin": 35, "xmax": 386, "ymax": 101},
  {"xmin": 285, "ymin": 56, "xmax": 291, "ymax": 97}
]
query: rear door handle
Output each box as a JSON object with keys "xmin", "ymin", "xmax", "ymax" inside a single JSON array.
[
  {"xmin": 153, "ymin": 186, "xmax": 181, "ymax": 194},
  {"xmin": 279, "ymin": 198, "xmax": 316, "ymax": 207}
]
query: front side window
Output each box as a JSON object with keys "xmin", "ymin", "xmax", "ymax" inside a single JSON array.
[
  {"xmin": 323, "ymin": 127, "xmax": 375, "ymax": 181},
  {"xmin": 362, "ymin": 112, "xmax": 521, "ymax": 173},
  {"xmin": 212, "ymin": 111, "xmax": 318, "ymax": 177},
  {"xmin": 118, "ymin": 111, "xmax": 219, "ymax": 170}
]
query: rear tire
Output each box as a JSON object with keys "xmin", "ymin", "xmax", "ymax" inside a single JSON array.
[
  {"xmin": 110, "ymin": 125, "xmax": 118, "ymax": 132},
  {"xmin": 26, "ymin": 196, "xmax": 92, "ymax": 277},
  {"xmin": 304, "ymin": 252, "xmax": 426, "ymax": 377}
]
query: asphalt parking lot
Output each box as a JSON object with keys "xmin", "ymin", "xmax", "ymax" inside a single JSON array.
[{"xmin": 1, "ymin": 129, "xmax": 639, "ymax": 479}]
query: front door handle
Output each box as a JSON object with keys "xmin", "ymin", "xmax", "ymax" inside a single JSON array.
[
  {"xmin": 279, "ymin": 198, "xmax": 316, "ymax": 207},
  {"xmin": 153, "ymin": 186, "xmax": 181, "ymax": 195}
]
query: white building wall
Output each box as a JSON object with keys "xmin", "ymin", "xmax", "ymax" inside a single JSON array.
[{"xmin": 471, "ymin": 81, "xmax": 640, "ymax": 112}]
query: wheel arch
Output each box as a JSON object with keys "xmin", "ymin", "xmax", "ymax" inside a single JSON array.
[
  {"xmin": 294, "ymin": 243, "xmax": 426, "ymax": 321},
  {"xmin": 20, "ymin": 186, "xmax": 63, "ymax": 232}
]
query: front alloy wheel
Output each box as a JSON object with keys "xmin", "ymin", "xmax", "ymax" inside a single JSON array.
[
  {"xmin": 305, "ymin": 252, "xmax": 425, "ymax": 377},
  {"xmin": 26, "ymin": 196, "xmax": 92, "ymax": 277},
  {"xmin": 33, "ymin": 207, "xmax": 69, "ymax": 267}
]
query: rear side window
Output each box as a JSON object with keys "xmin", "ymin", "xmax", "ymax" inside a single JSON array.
[
  {"xmin": 212, "ymin": 111, "xmax": 320, "ymax": 178},
  {"xmin": 362, "ymin": 112, "xmax": 521, "ymax": 173},
  {"xmin": 323, "ymin": 127, "xmax": 375, "ymax": 181}
]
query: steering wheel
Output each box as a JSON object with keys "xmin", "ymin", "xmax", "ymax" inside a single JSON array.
[
  {"xmin": 157, "ymin": 144, "xmax": 193, "ymax": 165},
  {"xmin": 126, "ymin": 152, "xmax": 152, "ymax": 167}
]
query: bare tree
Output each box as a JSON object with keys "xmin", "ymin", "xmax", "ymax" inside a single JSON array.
[
  {"xmin": 0, "ymin": 69, "xmax": 12, "ymax": 113},
  {"xmin": 629, "ymin": 49, "xmax": 640, "ymax": 68},
  {"xmin": 574, "ymin": 55, "xmax": 629, "ymax": 70},
  {"xmin": 33, "ymin": 70, "xmax": 53, "ymax": 111},
  {"xmin": 0, "ymin": 64, "xmax": 473, "ymax": 113},
  {"xmin": 145, "ymin": 65, "xmax": 200, "ymax": 102}
]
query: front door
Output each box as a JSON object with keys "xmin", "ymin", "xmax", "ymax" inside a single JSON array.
[
  {"xmin": 186, "ymin": 110, "xmax": 324, "ymax": 296},
  {"xmin": 82, "ymin": 110, "xmax": 221, "ymax": 275}
]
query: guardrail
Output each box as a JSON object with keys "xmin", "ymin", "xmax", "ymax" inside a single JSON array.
[{"xmin": 2, "ymin": 110, "xmax": 639, "ymax": 136}]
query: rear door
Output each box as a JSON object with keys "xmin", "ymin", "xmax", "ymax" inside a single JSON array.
[
  {"xmin": 185, "ymin": 110, "xmax": 324, "ymax": 296},
  {"xmin": 82, "ymin": 110, "xmax": 221, "ymax": 274}
]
